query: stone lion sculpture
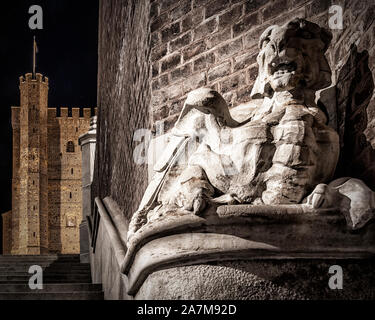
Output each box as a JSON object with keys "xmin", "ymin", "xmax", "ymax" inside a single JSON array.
[{"xmin": 128, "ymin": 18, "xmax": 375, "ymax": 241}]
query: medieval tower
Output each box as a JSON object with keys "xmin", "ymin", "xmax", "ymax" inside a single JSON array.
[
  {"xmin": 2, "ymin": 70, "xmax": 93, "ymax": 255},
  {"xmin": 11, "ymin": 73, "xmax": 49, "ymax": 255}
]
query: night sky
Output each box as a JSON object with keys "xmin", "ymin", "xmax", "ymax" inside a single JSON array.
[{"xmin": 0, "ymin": 1, "xmax": 99, "ymax": 253}]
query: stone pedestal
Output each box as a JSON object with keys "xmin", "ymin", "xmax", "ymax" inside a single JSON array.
[
  {"xmin": 78, "ymin": 116, "xmax": 97, "ymax": 264},
  {"xmin": 122, "ymin": 205, "xmax": 375, "ymax": 299},
  {"xmin": 135, "ymin": 259, "xmax": 375, "ymax": 300}
]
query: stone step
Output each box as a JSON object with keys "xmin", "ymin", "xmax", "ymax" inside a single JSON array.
[
  {"xmin": 0, "ymin": 265, "xmax": 90, "ymax": 272},
  {"xmin": 0, "ymin": 270, "xmax": 90, "ymax": 275},
  {"xmin": 0, "ymin": 275, "xmax": 92, "ymax": 282},
  {"xmin": 0, "ymin": 255, "xmax": 79, "ymax": 260},
  {"xmin": 0, "ymin": 255, "xmax": 103, "ymax": 300},
  {"xmin": 0, "ymin": 253, "xmax": 79, "ymax": 258},
  {"xmin": 0, "ymin": 263, "xmax": 91, "ymax": 269},
  {"xmin": 0, "ymin": 283, "xmax": 102, "ymax": 293},
  {"xmin": 0, "ymin": 260, "xmax": 81, "ymax": 266},
  {"xmin": 0, "ymin": 257, "xmax": 80, "ymax": 263},
  {"xmin": 0, "ymin": 280, "xmax": 93, "ymax": 284},
  {"xmin": 46, "ymin": 265, "xmax": 91, "ymax": 270},
  {"xmin": 0, "ymin": 263, "xmax": 89, "ymax": 269},
  {"xmin": 0, "ymin": 262, "xmax": 90, "ymax": 267},
  {"xmin": 0, "ymin": 291, "xmax": 104, "ymax": 300},
  {"xmin": 0, "ymin": 259, "xmax": 88, "ymax": 264},
  {"xmin": 0, "ymin": 255, "xmax": 49, "ymax": 258},
  {"xmin": 0, "ymin": 254, "xmax": 79, "ymax": 258},
  {"xmin": 0, "ymin": 271, "xmax": 91, "ymax": 276},
  {"xmin": 0, "ymin": 256, "xmax": 58, "ymax": 260}
]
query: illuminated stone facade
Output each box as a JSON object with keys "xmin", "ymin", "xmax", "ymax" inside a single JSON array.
[{"xmin": 2, "ymin": 73, "xmax": 93, "ymax": 255}]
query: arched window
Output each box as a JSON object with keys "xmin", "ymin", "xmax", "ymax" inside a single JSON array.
[{"xmin": 66, "ymin": 141, "xmax": 75, "ymax": 153}]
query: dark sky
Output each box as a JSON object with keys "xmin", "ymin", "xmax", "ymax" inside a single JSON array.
[{"xmin": 0, "ymin": 1, "xmax": 99, "ymax": 253}]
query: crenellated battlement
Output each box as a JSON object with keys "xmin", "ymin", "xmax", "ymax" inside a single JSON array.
[
  {"xmin": 19, "ymin": 73, "xmax": 49, "ymax": 85},
  {"xmin": 48, "ymin": 107, "xmax": 96, "ymax": 121}
]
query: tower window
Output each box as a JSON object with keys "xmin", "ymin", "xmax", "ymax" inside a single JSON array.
[
  {"xmin": 66, "ymin": 141, "xmax": 75, "ymax": 153},
  {"xmin": 69, "ymin": 192, "xmax": 72, "ymax": 199},
  {"xmin": 71, "ymin": 168, "xmax": 74, "ymax": 175}
]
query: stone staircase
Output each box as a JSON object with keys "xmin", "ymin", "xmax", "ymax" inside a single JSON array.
[{"xmin": 0, "ymin": 254, "xmax": 104, "ymax": 300}]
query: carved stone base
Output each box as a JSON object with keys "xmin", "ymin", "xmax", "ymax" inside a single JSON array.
[
  {"xmin": 123, "ymin": 205, "xmax": 375, "ymax": 299},
  {"xmin": 128, "ymin": 235, "xmax": 375, "ymax": 299},
  {"xmin": 135, "ymin": 259, "xmax": 375, "ymax": 300}
]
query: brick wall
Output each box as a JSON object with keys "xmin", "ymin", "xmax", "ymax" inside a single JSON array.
[
  {"xmin": 94, "ymin": 0, "xmax": 152, "ymax": 220},
  {"xmin": 150, "ymin": 0, "xmax": 307, "ymax": 131},
  {"xmin": 150, "ymin": 0, "xmax": 375, "ymax": 185}
]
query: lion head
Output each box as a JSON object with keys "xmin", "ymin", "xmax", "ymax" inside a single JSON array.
[{"xmin": 251, "ymin": 18, "xmax": 333, "ymax": 99}]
